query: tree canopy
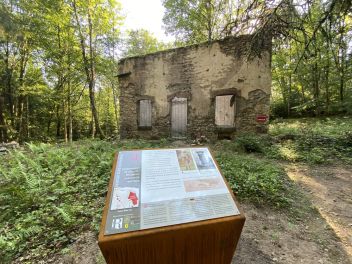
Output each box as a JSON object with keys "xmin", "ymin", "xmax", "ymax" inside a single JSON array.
[
  {"xmin": 0, "ymin": 0, "xmax": 351, "ymax": 143},
  {"xmin": 122, "ymin": 29, "xmax": 171, "ymax": 57},
  {"xmin": 0, "ymin": 0, "xmax": 123, "ymax": 142},
  {"xmin": 163, "ymin": 0, "xmax": 352, "ymax": 116}
]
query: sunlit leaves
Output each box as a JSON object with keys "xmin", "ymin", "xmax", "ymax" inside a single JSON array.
[{"xmin": 122, "ymin": 29, "xmax": 172, "ymax": 57}]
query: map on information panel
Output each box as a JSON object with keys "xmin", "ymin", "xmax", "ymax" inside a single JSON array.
[{"xmin": 104, "ymin": 148, "xmax": 240, "ymax": 235}]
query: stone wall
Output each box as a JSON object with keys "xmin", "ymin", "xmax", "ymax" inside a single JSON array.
[{"xmin": 118, "ymin": 33, "xmax": 272, "ymax": 140}]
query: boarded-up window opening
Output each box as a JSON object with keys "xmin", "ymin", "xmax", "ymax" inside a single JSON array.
[
  {"xmin": 139, "ymin": 100, "xmax": 152, "ymax": 128},
  {"xmin": 215, "ymin": 95, "xmax": 235, "ymax": 127},
  {"xmin": 171, "ymin": 97, "xmax": 187, "ymax": 138}
]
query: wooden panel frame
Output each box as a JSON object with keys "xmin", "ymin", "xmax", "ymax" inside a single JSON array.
[
  {"xmin": 136, "ymin": 96, "xmax": 154, "ymax": 130},
  {"xmin": 98, "ymin": 148, "xmax": 245, "ymax": 264},
  {"xmin": 138, "ymin": 99, "xmax": 152, "ymax": 128},
  {"xmin": 215, "ymin": 95, "xmax": 235, "ymax": 127},
  {"xmin": 171, "ymin": 98, "xmax": 188, "ymax": 138}
]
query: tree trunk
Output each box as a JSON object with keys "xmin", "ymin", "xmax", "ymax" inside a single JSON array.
[
  {"xmin": 16, "ymin": 41, "xmax": 28, "ymax": 142},
  {"xmin": 91, "ymin": 114, "xmax": 95, "ymax": 138},
  {"xmin": 56, "ymin": 105, "xmax": 61, "ymax": 138},
  {"xmin": 72, "ymin": 0, "xmax": 104, "ymax": 138},
  {"xmin": 56, "ymin": 25, "xmax": 66, "ymax": 141},
  {"xmin": 339, "ymin": 74, "xmax": 344, "ymax": 102},
  {"xmin": 64, "ymin": 100, "xmax": 68, "ymax": 143},
  {"xmin": 88, "ymin": 80, "xmax": 103, "ymax": 138},
  {"xmin": 313, "ymin": 61, "xmax": 320, "ymax": 116},
  {"xmin": 16, "ymin": 101, "xmax": 24, "ymax": 142},
  {"xmin": 47, "ymin": 114, "xmax": 52, "ymax": 135},
  {"xmin": 87, "ymin": 9, "xmax": 104, "ymax": 138},
  {"xmin": 111, "ymin": 82, "xmax": 119, "ymax": 134},
  {"xmin": 0, "ymin": 97, "xmax": 8, "ymax": 142},
  {"xmin": 68, "ymin": 81, "xmax": 73, "ymax": 143},
  {"xmin": 325, "ymin": 62, "xmax": 330, "ymax": 114},
  {"xmin": 288, "ymin": 73, "xmax": 291, "ymax": 117},
  {"xmin": 67, "ymin": 34, "xmax": 73, "ymax": 143},
  {"xmin": 339, "ymin": 17, "xmax": 346, "ymax": 102},
  {"xmin": 206, "ymin": 0, "xmax": 213, "ymax": 42},
  {"xmin": 26, "ymin": 96, "xmax": 30, "ymax": 139},
  {"xmin": 4, "ymin": 39, "xmax": 15, "ymax": 127}
]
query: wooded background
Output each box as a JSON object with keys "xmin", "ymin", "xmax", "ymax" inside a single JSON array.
[{"xmin": 0, "ymin": 0, "xmax": 351, "ymax": 143}]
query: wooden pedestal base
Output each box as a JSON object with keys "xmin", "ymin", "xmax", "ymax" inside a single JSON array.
[{"xmin": 99, "ymin": 212, "xmax": 245, "ymax": 264}]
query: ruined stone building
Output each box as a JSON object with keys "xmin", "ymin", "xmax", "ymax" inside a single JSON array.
[{"xmin": 117, "ymin": 33, "xmax": 271, "ymax": 140}]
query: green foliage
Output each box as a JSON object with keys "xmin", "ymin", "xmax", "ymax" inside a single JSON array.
[
  {"xmin": 1, "ymin": 118, "xmax": 351, "ymax": 262},
  {"xmin": 0, "ymin": 141, "xmax": 116, "ymax": 261},
  {"xmin": 217, "ymin": 153, "xmax": 294, "ymax": 208},
  {"xmin": 116, "ymin": 138, "xmax": 170, "ymax": 149},
  {"xmin": 235, "ymin": 133, "xmax": 271, "ymax": 153},
  {"xmin": 0, "ymin": 0, "xmax": 123, "ymax": 142},
  {"xmin": 267, "ymin": 117, "xmax": 352, "ymax": 164},
  {"xmin": 271, "ymin": 1, "xmax": 352, "ymax": 118},
  {"xmin": 269, "ymin": 117, "xmax": 352, "ymax": 137},
  {"xmin": 216, "ymin": 117, "xmax": 352, "ymax": 164},
  {"xmin": 162, "ymin": 0, "xmax": 232, "ymax": 44},
  {"xmin": 0, "ymin": 138, "xmax": 174, "ymax": 261},
  {"xmin": 122, "ymin": 29, "xmax": 173, "ymax": 57}
]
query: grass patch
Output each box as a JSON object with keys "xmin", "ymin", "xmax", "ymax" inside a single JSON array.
[
  {"xmin": 269, "ymin": 116, "xmax": 352, "ymax": 137},
  {"xmin": 222, "ymin": 117, "xmax": 352, "ymax": 164},
  {"xmin": 216, "ymin": 153, "xmax": 295, "ymax": 208}
]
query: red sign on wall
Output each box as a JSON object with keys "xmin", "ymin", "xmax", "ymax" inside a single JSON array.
[{"xmin": 256, "ymin": 115, "xmax": 269, "ymax": 123}]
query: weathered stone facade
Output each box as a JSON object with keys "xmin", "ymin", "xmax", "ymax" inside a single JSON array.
[{"xmin": 118, "ymin": 33, "xmax": 271, "ymax": 140}]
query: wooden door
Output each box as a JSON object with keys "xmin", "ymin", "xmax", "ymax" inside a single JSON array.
[
  {"xmin": 139, "ymin": 100, "xmax": 152, "ymax": 127},
  {"xmin": 171, "ymin": 97, "xmax": 187, "ymax": 138},
  {"xmin": 215, "ymin": 95, "xmax": 235, "ymax": 127}
]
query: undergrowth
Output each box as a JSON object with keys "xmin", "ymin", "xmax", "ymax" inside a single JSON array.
[
  {"xmin": 1, "ymin": 116, "xmax": 350, "ymax": 262},
  {"xmin": 0, "ymin": 139, "xmax": 171, "ymax": 262},
  {"xmin": 0, "ymin": 141, "xmax": 116, "ymax": 262},
  {"xmin": 269, "ymin": 116, "xmax": 352, "ymax": 137},
  {"xmin": 216, "ymin": 153, "xmax": 295, "ymax": 208},
  {"xmin": 223, "ymin": 117, "xmax": 352, "ymax": 164}
]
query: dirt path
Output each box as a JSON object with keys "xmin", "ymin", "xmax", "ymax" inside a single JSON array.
[
  {"xmin": 233, "ymin": 163, "xmax": 351, "ymax": 264},
  {"xmin": 233, "ymin": 202, "xmax": 349, "ymax": 264},
  {"xmin": 50, "ymin": 163, "xmax": 351, "ymax": 264},
  {"xmin": 285, "ymin": 163, "xmax": 352, "ymax": 262}
]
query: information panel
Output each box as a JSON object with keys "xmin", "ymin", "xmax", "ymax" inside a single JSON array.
[{"xmin": 105, "ymin": 148, "xmax": 240, "ymax": 235}]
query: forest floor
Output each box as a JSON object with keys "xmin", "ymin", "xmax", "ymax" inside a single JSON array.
[
  {"xmin": 45, "ymin": 162, "xmax": 352, "ymax": 264},
  {"xmin": 44, "ymin": 164, "xmax": 352, "ymax": 264},
  {"xmin": 1, "ymin": 117, "xmax": 352, "ymax": 263},
  {"xmin": 233, "ymin": 163, "xmax": 352, "ymax": 264}
]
